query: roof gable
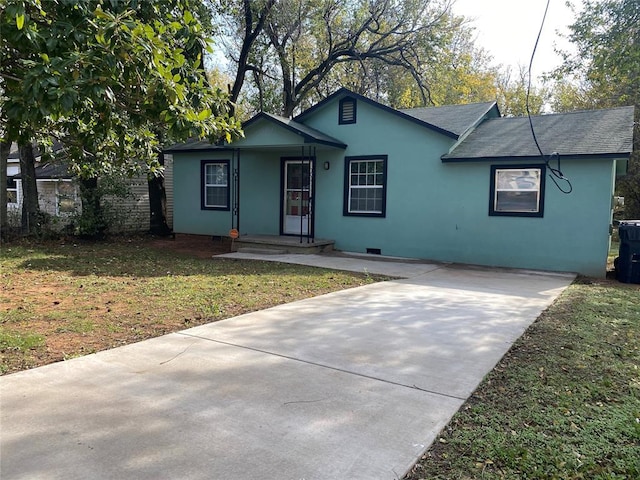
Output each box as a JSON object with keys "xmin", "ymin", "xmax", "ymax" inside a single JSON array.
[
  {"xmin": 400, "ymin": 102, "xmax": 500, "ymax": 137},
  {"xmin": 295, "ymin": 88, "xmax": 495, "ymax": 140},
  {"xmin": 443, "ymin": 106, "xmax": 635, "ymax": 161},
  {"xmin": 165, "ymin": 112, "xmax": 347, "ymax": 152},
  {"xmin": 240, "ymin": 112, "xmax": 346, "ymax": 148}
]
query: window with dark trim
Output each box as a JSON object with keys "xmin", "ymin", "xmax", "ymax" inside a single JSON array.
[
  {"xmin": 344, "ymin": 155, "xmax": 387, "ymax": 217},
  {"xmin": 6, "ymin": 178, "xmax": 17, "ymax": 205},
  {"xmin": 489, "ymin": 164, "xmax": 545, "ymax": 217},
  {"xmin": 201, "ymin": 160, "xmax": 230, "ymax": 210},
  {"xmin": 339, "ymin": 97, "xmax": 357, "ymax": 124}
]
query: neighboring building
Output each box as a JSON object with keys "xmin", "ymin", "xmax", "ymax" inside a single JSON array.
[
  {"xmin": 167, "ymin": 88, "xmax": 634, "ymax": 277},
  {"xmin": 6, "ymin": 144, "xmax": 174, "ymax": 233},
  {"xmin": 6, "ymin": 144, "xmax": 80, "ymax": 222}
]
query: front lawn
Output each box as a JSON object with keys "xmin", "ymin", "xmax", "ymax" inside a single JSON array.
[
  {"xmin": 405, "ymin": 276, "xmax": 640, "ymax": 479},
  {"xmin": 0, "ymin": 237, "xmax": 386, "ymax": 374},
  {"xmin": 3, "ymin": 236, "xmax": 638, "ymax": 478}
]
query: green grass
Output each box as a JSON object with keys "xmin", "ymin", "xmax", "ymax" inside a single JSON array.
[
  {"xmin": 0, "ymin": 330, "xmax": 45, "ymax": 351},
  {"xmin": 3, "ymin": 237, "xmax": 638, "ymax": 476},
  {"xmin": 0, "ymin": 330, "xmax": 45, "ymax": 374},
  {"xmin": 405, "ymin": 278, "xmax": 640, "ymax": 480},
  {"xmin": 0, "ymin": 237, "xmax": 389, "ymax": 374}
]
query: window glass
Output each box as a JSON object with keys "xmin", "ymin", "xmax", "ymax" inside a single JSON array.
[
  {"xmin": 490, "ymin": 166, "xmax": 544, "ymax": 216},
  {"xmin": 57, "ymin": 182, "xmax": 76, "ymax": 214},
  {"xmin": 344, "ymin": 157, "xmax": 386, "ymax": 216},
  {"xmin": 202, "ymin": 161, "xmax": 229, "ymax": 209},
  {"xmin": 6, "ymin": 178, "xmax": 17, "ymax": 204}
]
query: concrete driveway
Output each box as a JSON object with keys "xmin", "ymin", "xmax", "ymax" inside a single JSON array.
[{"xmin": 0, "ymin": 254, "xmax": 573, "ymax": 479}]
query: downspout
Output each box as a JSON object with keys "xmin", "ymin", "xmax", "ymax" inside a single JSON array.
[
  {"xmin": 300, "ymin": 146, "xmax": 304, "ymax": 244},
  {"xmin": 235, "ymin": 149, "xmax": 241, "ymax": 233},
  {"xmin": 309, "ymin": 146, "xmax": 315, "ymax": 243}
]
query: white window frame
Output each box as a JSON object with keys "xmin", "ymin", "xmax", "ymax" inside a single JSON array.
[
  {"xmin": 6, "ymin": 178, "xmax": 18, "ymax": 207},
  {"xmin": 344, "ymin": 155, "xmax": 387, "ymax": 217},
  {"xmin": 202, "ymin": 160, "xmax": 230, "ymax": 210},
  {"xmin": 490, "ymin": 165, "xmax": 545, "ymax": 217}
]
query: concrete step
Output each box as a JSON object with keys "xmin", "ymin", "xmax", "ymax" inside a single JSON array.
[{"xmin": 236, "ymin": 247, "xmax": 288, "ymax": 255}]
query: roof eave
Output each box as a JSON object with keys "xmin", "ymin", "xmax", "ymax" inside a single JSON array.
[
  {"xmin": 295, "ymin": 88, "xmax": 460, "ymax": 140},
  {"xmin": 245, "ymin": 112, "xmax": 347, "ymax": 148},
  {"xmin": 441, "ymin": 152, "xmax": 632, "ymax": 163},
  {"xmin": 163, "ymin": 145, "xmax": 232, "ymax": 153}
]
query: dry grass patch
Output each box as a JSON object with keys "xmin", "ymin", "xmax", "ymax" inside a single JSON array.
[{"xmin": 1, "ymin": 236, "xmax": 387, "ymax": 374}]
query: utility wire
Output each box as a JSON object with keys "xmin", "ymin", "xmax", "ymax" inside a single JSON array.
[{"xmin": 526, "ymin": 0, "xmax": 572, "ymax": 194}]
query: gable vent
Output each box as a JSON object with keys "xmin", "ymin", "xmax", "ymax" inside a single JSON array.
[{"xmin": 339, "ymin": 97, "xmax": 357, "ymax": 124}]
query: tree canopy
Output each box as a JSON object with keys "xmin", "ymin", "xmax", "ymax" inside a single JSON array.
[
  {"xmin": 1, "ymin": 0, "xmax": 241, "ymax": 177},
  {"xmin": 214, "ymin": 0, "xmax": 510, "ymax": 116},
  {"xmin": 550, "ymin": 0, "xmax": 639, "ymax": 218},
  {"xmin": 1, "ymin": 0, "xmax": 242, "ymax": 235}
]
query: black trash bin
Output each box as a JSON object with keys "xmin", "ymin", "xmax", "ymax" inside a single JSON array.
[{"xmin": 616, "ymin": 220, "xmax": 640, "ymax": 284}]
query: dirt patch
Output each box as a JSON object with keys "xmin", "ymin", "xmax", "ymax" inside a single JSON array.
[
  {"xmin": 1, "ymin": 238, "xmax": 384, "ymax": 374},
  {"xmin": 147, "ymin": 234, "xmax": 233, "ymax": 259}
]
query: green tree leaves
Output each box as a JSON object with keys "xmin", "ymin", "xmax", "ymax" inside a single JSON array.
[
  {"xmin": 551, "ymin": 0, "xmax": 639, "ymax": 218},
  {"xmin": 16, "ymin": 13, "xmax": 25, "ymax": 30},
  {"xmin": 1, "ymin": 0, "xmax": 241, "ymax": 177},
  {"xmin": 215, "ymin": 1, "xmax": 510, "ymax": 114}
]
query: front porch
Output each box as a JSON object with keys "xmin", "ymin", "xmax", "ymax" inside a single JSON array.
[{"xmin": 232, "ymin": 235, "xmax": 335, "ymax": 255}]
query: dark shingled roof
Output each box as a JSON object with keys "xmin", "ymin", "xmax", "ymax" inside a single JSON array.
[
  {"xmin": 163, "ymin": 138, "xmax": 227, "ymax": 152},
  {"xmin": 14, "ymin": 162, "xmax": 72, "ymax": 179},
  {"xmin": 443, "ymin": 106, "xmax": 635, "ymax": 161},
  {"xmin": 295, "ymin": 87, "xmax": 497, "ymax": 139},
  {"xmin": 400, "ymin": 102, "xmax": 498, "ymax": 137},
  {"xmin": 8, "ymin": 141, "xmax": 65, "ymax": 159}
]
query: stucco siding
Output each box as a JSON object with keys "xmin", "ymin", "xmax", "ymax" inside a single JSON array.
[
  {"xmin": 173, "ymin": 151, "xmax": 233, "ymax": 235},
  {"xmin": 235, "ymin": 123, "xmax": 305, "ymax": 148},
  {"xmin": 304, "ymin": 98, "xmax": 615, "ymax": 276},
  {"xmin": 308, "ymin": 98, "xmax": 456, "ymax": 255},
  {"xmin": 171, "ymin": 94, "xmax": 620, "ymax": 277},
  {"xmin": 425, "ymin": 159, "xmax": 614, "ymax": 277},
  {"xmin": 239, "ymin": 152, "xmax": 282, "ymax": 236}
]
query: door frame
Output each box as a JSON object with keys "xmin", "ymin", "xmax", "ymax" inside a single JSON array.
[{"xmin": 279, "ymin": 156, "xmax": 316, "ymax": 237}]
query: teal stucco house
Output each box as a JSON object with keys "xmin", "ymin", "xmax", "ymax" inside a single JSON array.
[{"xmin": 166, "ymin": 88, "xmax": 635, "ymax": 277}]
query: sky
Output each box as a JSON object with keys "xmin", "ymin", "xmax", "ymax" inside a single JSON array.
[{"xmin": 451, "ymin": 0, "xmax": 582, "ymax": 77}]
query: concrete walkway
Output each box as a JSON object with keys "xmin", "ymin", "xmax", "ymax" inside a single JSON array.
[{"xmin": 0, "ymin": 254, "xmax": 574, "ymax": 480}]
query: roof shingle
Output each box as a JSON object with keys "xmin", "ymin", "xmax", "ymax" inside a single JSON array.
[
  {"xmin": 443, "ymin": 106, "xmax": 635, "ymax": 161},
  {"xmin": 401, "ymin": 101, "xmax": 498, "ymax": 137}
]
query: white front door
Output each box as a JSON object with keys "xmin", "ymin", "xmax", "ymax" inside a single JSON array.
[{"xmin": 283, "ymin": 160, "xmax": 312, "ymax": 235}]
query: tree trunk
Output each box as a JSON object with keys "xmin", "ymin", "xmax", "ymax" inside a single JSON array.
[
  {"xmin": 148, "ymin": 151, "xmax": 172, "ymax": 236},
  {"xmin": 18, "ymin": 142, "xmax": 40, "ymax": 235},
  {"xmin": 229, "ymin": 0, "xmax": 276, "ymax": 111},
  {"xmin": 0, "ymin": 141, "xmax": 10, "ymax": 241},
  {"xmin": 619, "ymin": 113, "xmax": 640, "ymax": 220},
  {"xmin": 78, "ymin": 177, "xmax": 107, "ymax": 239}
]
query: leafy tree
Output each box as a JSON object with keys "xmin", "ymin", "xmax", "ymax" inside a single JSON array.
[
  {"xmin": 214, "ymin": 0, "xmax": 276, "ymax": 108},
  {"xmin": 1, "ymin": 0, "xmax": 241, "ymax": 235},
  {"xmin": 215, "ymin": 1, "xmax": 513, "ymax": 117},
  {"xmin": 497, "ymin": 65, "xmax": 548, "ymax": 117},
  {"xmin": 215, "ymin": 0, "xmax": 458, "ymax": 117},
  {"xmin": 300, "ymin": 12, "xmax": 500, "ymax": 109},
  {"xmin": 547, "ymin": 79, "xmax": 602, "ymax": 113},
  {"xmin": 551, "ymin": 0, "xmax": 639, "ymax": 218},
  {"xmin": 425, "ymin": 16, "xmax": 499, "ymax": 107}
]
